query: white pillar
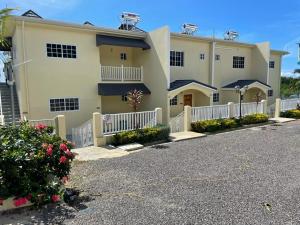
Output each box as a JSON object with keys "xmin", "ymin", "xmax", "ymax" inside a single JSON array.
[
  {"xmin": 261, "ymin": 100, "xmax": 268, "ymax": 114},
  {"xmin": 55, "ymin": 115, "xmax": 66, "ymax": 140},
  {"xmin": 227, "ymin": 102, "xmax": 235, "ymax": 118},
  {"xmin": 184, "ymin": 105, "xmax": 192, "ymax": 132},
  {"xmin": 155, "ymin": 107, "xmax": 162, "ymax": 124},
  {"xmin": 93, "ymin": 112, "xmax": 105, "ymax": 147},
  {"xmin": 275, "ymin": 98, "xmax": 281, "ymax": 118}
]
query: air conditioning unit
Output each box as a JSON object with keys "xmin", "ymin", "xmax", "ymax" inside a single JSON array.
[
  {"xmin": 182, "ymin": 23, "xmax": 198, "ymax": 35},
  {"xmin": 120, "ymin": 12, "xmax": 141, "ymax": 31},
  {"xmin": 224, "ymin": 30, "xmax": 239, "ymax": 41}
]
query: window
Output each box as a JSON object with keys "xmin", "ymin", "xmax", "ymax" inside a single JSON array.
[
  {"xmin": 47, "ymin": 43, "xmax": 76, "ymax": 58},
  {"xmin": 269, "ymin": 61, "xmax": 275, "ymax": 69},
  {"xmin": 121, "ymin": 95, "xmax": 128, "ymax": 102},
  {"xmin": 170, "ymin": 51, "xmax": 184, "ymax": 67},
  {"xmin": 50, "ymin": 98, "xmax": 79, "ymax": 112},
  {"xmin": 120, "ymin": 53, "xmax": 127, "ymax": 60},
  {"xmin": 213, "ymin": 93, "xmax": 219, "ymax": 102},
  {"xmin": 268, "ymin": 89, "xmax": 273, "ymax": 97},
  {"xmin": 200, "ymin": 53, "xmax": 205, "ymax": 60},
  {"xmin": 233, "ymin": 56, "xmax": 245, "ymax": 69},
  {"xmin": 215, "ymin": 54, "xmax": 220, "ymax": 61},
  {"xmin": 169, "ymin": 96, "xmax": 178, "ymax": 106}
]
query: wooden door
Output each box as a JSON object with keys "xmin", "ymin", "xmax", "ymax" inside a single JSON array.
[{"xmin": 184, "ymin": 94, "xmax": 192, "ymax": 106}]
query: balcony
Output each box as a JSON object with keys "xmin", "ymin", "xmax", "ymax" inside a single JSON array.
[{"xmin": 100, "ymin": 65, "xmax": 143, "ymax": 82}]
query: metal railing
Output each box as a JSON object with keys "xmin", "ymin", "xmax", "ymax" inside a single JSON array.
[
  {"xmin": 28, "ymin": 119, "xmax": 56, "ymax": 127},
  {"xmin": 169, "ymin": 111, "xmax": 184, "ymax": 133},
  {"xmin": 72, "ymin": 119, "xmax": 94, "ymax": 148},
  {"xmin": 100, "ymin": 65, "xmax": 143, "ymax": 82},
  {"xmin": 233, "ymin": 102, "xmax": 263, "ymax": 118}
]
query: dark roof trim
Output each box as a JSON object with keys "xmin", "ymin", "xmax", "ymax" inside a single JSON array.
[
  {"xmin": 83, "ymin": 21, "xmax": 94, "ymax": 26},
  {"xmin": 21, "ymin": 10, "xmax": 43, "ymax": 19},
  {"xmin": 168, "ymin": 79, "xmax": 217, "ymax": 91},
  {"xmin": 98, "ymin": 83, "xmax": 151, "ymax": 96},
  {"xmin": 222, "ymin": 80, "xmax": 271, "ymax": 89},
  {"xmin": 96, "ymin": 34, "xmax": 151, "ymax": 50}
]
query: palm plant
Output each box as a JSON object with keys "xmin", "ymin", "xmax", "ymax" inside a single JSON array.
[
  {"xmin": 127, "ymin": 89, "xmax": 143, "ymax": 129},
  {"xmin": 0, "ymin": 8, "xmax": 14, "ymax": 46}
]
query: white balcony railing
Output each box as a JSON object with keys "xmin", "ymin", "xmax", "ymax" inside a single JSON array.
[{"xmin": 100, "ymin": 65, "xmax": 143, "ymax": 82}]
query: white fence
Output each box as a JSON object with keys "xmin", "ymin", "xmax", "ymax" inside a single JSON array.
[
  {"xmin": 169, "ymin": 111, "xmax": 184, "ymax": 133},
  {"xmin": 28, "ymin": 119, "xmax": 56, "ymax": 127},
  {"xmin": 192, "ymin": 104, "xmax": 229, "ymax": 122},
  {"xmin": 233, "ymin": 102, "xmax": 263, "ymax": 118},
  {"xmin": 103, "ymin": 110, "xmax": 157, "ymax": 135},
  {"xmin": 0, "ymin": 91, "xmax": 3, "ymax": 125},
  {"xmin": 72, "ymin": 119, "xmax": 93, "ymax": 148},
  {"xmin": 100, "ymin": 65, "xmax": 143, "ymax": 82},
  {"xmin": 281, "ymin": 98, "xmax": 300, "ymax": 111}
]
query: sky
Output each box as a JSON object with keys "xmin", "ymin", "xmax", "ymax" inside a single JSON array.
[{"xmin": 1, "ymin": 0, "xmax": 300, "ymax": 77}]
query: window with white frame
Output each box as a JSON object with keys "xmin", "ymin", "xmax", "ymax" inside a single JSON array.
[
  {"xmin": 121, "ymin": 95, "xmax": 128, "ymax": 102},
  {"xmin": 213, "ymin": 93, "xmax": 219, "ymax": 102},
  {"xmin": 233, "ymin": 56, "xmax": 245, "ymax": 68},
  {"xmin": 50, "ymin": 98, "xmax": 79, "ymax": 112},
  {"xmin": 169, "ymin": 96, "xmax": 178, "ymax": 106},
  {"xmin": 269, "ymin": 61, "xmax": 275, "ymax": 69},
  {"xmin": 170, "ymin": 51, "xmax": 184, "ymax": 67},
  {"xmin": 47, "ymin": 43, "xmax": 76, "ymax": 58},
  {"xmin": 215, "ymin": 54, "xmax": 220, "ymax": 61},
  {"xmin": 200, "ymin": 53, "xmax": 205, "ymax": 60},
  {"xmin": 120, "ymin": 53, "xmax": 127, "ymax": 60},
  {"xmin": 268, "ymin": 89, "xmax": 273, "ymax": 97}
]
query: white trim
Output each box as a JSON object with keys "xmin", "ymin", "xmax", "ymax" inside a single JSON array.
[{"xmin": 49, "ymin": 97, "xmax": 80, "ymax": 113}]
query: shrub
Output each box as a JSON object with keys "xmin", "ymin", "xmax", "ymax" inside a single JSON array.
[
  {"xmin": 0, "ymin": 122, "xmax": 75, "ymax": 206},
  {"xmin": 220, "ymin": 118, "xmax": 239, "ymax": 129},
  {"xmin": 112, "ymin": 125, "xmax": 170, "ymax": 146},
  {"xmin": 191, "ymin": 119, "xmax": 222, "ymax": 133},
  {"xmin": 280, "ymin": 109, "xmax": 300, "ymax": 119},
  {"xmin": 241, "ymin": 113, "xmax": 269, "ymax": 125}
]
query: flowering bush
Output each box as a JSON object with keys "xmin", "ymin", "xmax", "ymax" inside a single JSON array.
[{"xmin": 0, "ymin": 122, "xmax": 75, "ymax": 206}]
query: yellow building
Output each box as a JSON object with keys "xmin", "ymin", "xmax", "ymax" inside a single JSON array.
[{"xmin": 2, "ymin": 10, "xmax": 288, "ymax": 135}]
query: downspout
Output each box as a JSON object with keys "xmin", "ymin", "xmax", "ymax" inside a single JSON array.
[
  {"xmin": 210, "ymin": 41, "xmax": 216, "ymax": 86},
  {"xmin": 22, "ymin": 20, "xmax": 30, "ymax": 118}
]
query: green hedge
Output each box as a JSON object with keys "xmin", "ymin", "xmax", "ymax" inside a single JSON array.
[
  {"xmin": 191, "ymin": 114, "xmax": 269, "ymax": 133},
  {"xmin": 280, "ymin": 109, "xmax": 300, "ymax": 119},
  {"xmin": 112, "ymin": 125, "xmax": 170, "ymax": 146}
]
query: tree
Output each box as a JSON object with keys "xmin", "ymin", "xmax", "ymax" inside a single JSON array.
[
  {"xmin": 127, "ymin": 89, "xmax": 143, "ymax": 129},
  {"xmin": 0, "ymin": 8, "xmax": 14, "ymax": 46},
  {"xmin": 253, "ymin": 91, "xmax": 263, "ymax": 113},
  {"xmin": 294, "ymin": 69, "xmax": 300, "ymax": 74}
]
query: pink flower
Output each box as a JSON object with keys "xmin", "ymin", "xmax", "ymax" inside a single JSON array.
[
  {"xmin": 35, "ymin": 123, "xmax": 47, "ymax": 130},
  {"xmin": 42, "ymin": 143, "xmax": 48, "ymax": 149},
  {"xmin": 46, "ymin": 147, "xmax": 53, "ymax": 156},
  {"xmin": 26, "ymin": 194, "xmax": 32, "ymax": 201},
  {"xmin": 65, "ymin": 149, "xmax": 73, "ymax": 157},
  {"xmin": 0, "ymin": 198, "xmax": 4, "ymax": 205},
  {"xmin": 13, "ymin": 197, "xmax": 28, "ymax": 207},
  {"xmin": 62, "ymin": 176, "xmax": 69, "ymax": 184},
  {"xmin": 60, "ymin": 143, "xmax": 68, "ymax": 151},
  {"xmin": 59, "ymin": 156, "xmax": 67, "ymax": 164},
  {"xmin": 51, "ymin": 195, "xmax": 60, "ymax": 202}
]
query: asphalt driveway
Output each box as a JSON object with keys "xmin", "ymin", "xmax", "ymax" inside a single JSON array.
[{"xmin": 2, "ymin": 120, "xmax": 300, "ymax": 225}]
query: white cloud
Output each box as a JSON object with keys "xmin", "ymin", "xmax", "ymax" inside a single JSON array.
[
  {"xmin": 283, "ymin": 37, "xmax": 300, "ymax": 59},
  {"xmin": 281, "ymin": 70, "xmax": 300, "ymax": 78}
]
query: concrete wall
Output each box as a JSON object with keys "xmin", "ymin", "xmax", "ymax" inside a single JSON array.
[
  {"xmin": 269, "ymin": 53, "xmax": 282, "ymax": 102},
  {"xmin": 251, "ymin": 42, "xmax": 270, "ymax": 84}
]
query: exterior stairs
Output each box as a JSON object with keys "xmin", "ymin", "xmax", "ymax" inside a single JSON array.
[{"xmin": 0, "ymin": 83, "xmax": 20, "ymax": 124}]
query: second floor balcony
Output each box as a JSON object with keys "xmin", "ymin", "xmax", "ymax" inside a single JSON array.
[{"xmin": 100, "ymin": 65, "xmax": 143, "ymax": 82}]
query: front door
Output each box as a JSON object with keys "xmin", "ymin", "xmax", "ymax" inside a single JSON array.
[{"xmin": 184, "ymin": 94, "xmax": 192, "ymax": 106}]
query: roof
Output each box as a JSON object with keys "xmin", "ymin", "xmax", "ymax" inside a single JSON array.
[
  {"xmin": 169, "ymin": 80, "xmax": 217, "ymax": 91},
  {"xmin": 98, "ymin": 83, "xmax": 151, "ymax": 96},
  {"xmin": 96, "ymin": 34, "xmax": 150, "ymax": 49},
  {"xmin": 21, "ymin": 10, "xmax": 43, "ymax": 19},
  {"xmin": 83, "ymin": 21, "xmax": 95, "ymax": 26},
  {"xmin": 222, "ymin": 80, "xmax": 271, "ymax": 89}
]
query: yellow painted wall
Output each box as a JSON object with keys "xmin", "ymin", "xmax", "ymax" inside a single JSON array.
[{"xmin": 268, "ymin": 53, "xmax": 282, "ymax": 103}]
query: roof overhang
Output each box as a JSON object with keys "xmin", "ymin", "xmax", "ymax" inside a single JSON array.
[
  {"xmin": 98, "ymin": 83, "xmax": 151, "ymax": 96},
  {"xmin": 96, "ymin": 34, "xmax": 151, "ymax": 50},
  {"xmin": 222, "ymin": 80, "xmax": 271, "ymax": 94}
]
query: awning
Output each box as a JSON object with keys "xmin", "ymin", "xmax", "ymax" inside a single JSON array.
[
  {"xmin": 98, "ymin": 83, "xmax": 151, "ymax": 96},
  {"xmin": 96, "ymin": 34, "xmax": 151, "ymax": 50},
  {"xmin": 222, "ymin": 80, "xmax": 271, "ymax": 90}
]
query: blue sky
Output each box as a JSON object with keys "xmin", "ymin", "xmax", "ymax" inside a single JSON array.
[{"xmin": 1, "ymin": 0, "xmax": 300, "ymax": 77}]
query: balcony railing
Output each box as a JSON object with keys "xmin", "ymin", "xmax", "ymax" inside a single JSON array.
[{"xmin": 100, "ymin": 65, "xmax": 143, "ymax": 82}]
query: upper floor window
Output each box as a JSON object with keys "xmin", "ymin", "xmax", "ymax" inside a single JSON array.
[
  {"xmin": 200, "ymin": 53, "xmax": 205, "ymax": 60},
  {"xmin": 170, "ymin": 96, "xmax": 178, "ymax": 106},
  {"xmin": 215, "ymin": 54, "xmax": 220, "ymax": 61},
  {"xmin": 269, "ymin": 61, "xmax": 275, "ymax": 69},
  {"xmin": 268, "ymin": 89, "xmax": 273, "ymax": 97},
  {"xmin": 50, "ymin": 98, "xmax": 79, "ymax": 112},
  {"xmin": 170, "ymin": 51, "xmax": 184, "ymax": 67},
  {"xmin": 233, "ymin": 56, "xmax": 245, "ymax": 69},
  {"xmin": 213, "ymin": 93, "xmax": 219, "ymax": 102},
  {"xmin": 47, "ymin": 43, "xmax": 76, "ymax": 59},
  {"xmin": 120, "ymin": 53, "xmax": 127, "ymax": 61},
  {"xmin": 121, "ymin": 95, "xmax": 128, "ymax": 102}
]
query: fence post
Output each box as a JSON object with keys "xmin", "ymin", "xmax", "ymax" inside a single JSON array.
[
  {"xmin": 275, "ymin": 98, "xmax": 282, "ymax": 118},
  {"xmin": 155, "ymin": 108, "xmax": 162, "ymax": 125},
  {"xmin": 55, "ymin": 115, "xmax": 66, "ymax": 140},
  {"xmin": 184, "ymin": 105, "xmax": 192, "ymax": 132},
  {"xmin": 261, "ymin": 100, "xmax": 268, "ymax": 114},
  {"xmin": 227, "ymin": 102, "xmax": 234, "ymax": 118},
  {"xmin": 93, "ymin": 112, "xmax": 105, "ymax": 147},
  {"xmin": 0, "ymin": 115, "xmax": 4, "ymax": 125}
]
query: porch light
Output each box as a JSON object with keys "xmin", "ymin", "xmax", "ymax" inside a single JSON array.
[{"xmin": 235, "ymin": 85, "xmax": 248, "ymax": 119}]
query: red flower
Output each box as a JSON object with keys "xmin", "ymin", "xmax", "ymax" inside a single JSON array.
[
  {"xmin": 62, "ymin": 176, "xmax": 69, "ymax": 184},
  {"xmin": 0, "ymin": 198, "xmax": 4, "ymax": 205},
  {"xmin": 13, "ymin": 197, "xmax": 28, "ymax": 207},
  {"xmin": 35, "ymin": 123, "xmax": 47, "ymax": 130},
  {"xmin": 59, "ymin": 156, "xmax": 67, "ymax": 164},
  {"xmin": 46, "ymin": 146, "xmax": 53, "ymax": 156},
  {"xmin": 51, "ymin": 195, "xmax": 60, "ymax": 202},
  {"xmin": 65, "ymin": 149, "xmax": 73, "ymax": 157},
  {"xmin": 42, "ymin": 143, "xmax": 48, "ymax": 149},
  {"xmin": 26, "ymin": 194, "xmax": 32, "ymax": 201},
  {"xmin": 60, "ymin": 143, "xmax": 68, "ymax": 151}
]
